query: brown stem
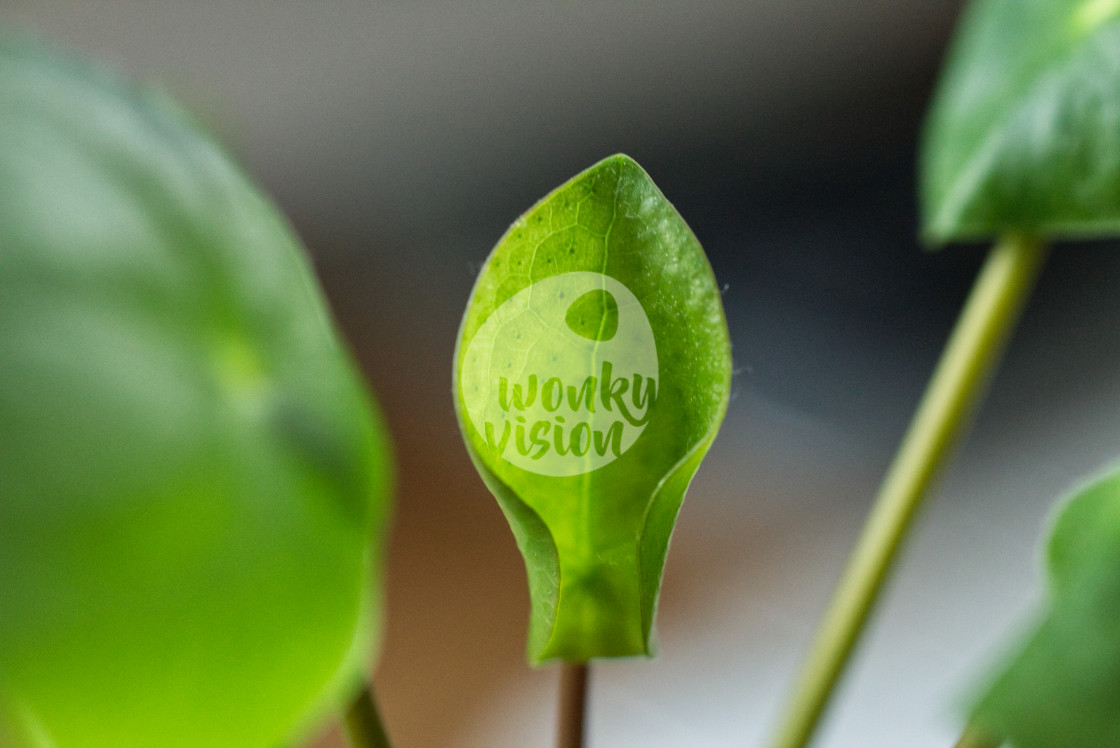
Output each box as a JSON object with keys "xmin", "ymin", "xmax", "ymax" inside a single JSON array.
[{"xmin": 556, "ymin": 662, "xmax": 590, "ymax": 748}]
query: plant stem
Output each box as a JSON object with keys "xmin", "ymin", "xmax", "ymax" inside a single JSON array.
[
  {"xmin": 953, "ymin": 726, "xmax": 1003, "ymax": 748},
  {"xmin": 557, "ymin": 662, "xmax": 590, "ymax": 748},
  {"xmin": 344, "ymin": 682, "xmax": 393, "ymax": 748},
  {"xmin": 767, "ymin": 235, "xmax": 1049, "ymax": 748}
]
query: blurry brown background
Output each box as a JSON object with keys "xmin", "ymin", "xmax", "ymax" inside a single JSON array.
[{"xmin": 7, "ymin": 2, "xmax": 1120, "ymax": 746}]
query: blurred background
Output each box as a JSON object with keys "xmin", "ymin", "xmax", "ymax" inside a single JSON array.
[{"xmin": 6, "ymin": 2, "xmax": 1120, "ymax": 746}]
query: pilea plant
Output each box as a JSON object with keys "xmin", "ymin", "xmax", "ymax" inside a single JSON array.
[
  {"xmin": 453, "ymin": 154, "xmax": 732, "ymax": 745},
  {"xmin": 8, "ymin": 0, "xmax": 1120, "ymax": 745},
  {"xmin": 769, "ymin": 0, "xmax": 1120, "ymax": 747},
  {"xmin": 0, "ymin": 37, "xmax": 392, "ymax": 748}
]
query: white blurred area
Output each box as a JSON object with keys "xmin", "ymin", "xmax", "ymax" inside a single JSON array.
[{"xmin": 8, "ymin": 3, "xmax": 1120, "ymax": 747}]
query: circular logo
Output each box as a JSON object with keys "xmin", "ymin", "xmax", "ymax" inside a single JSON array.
[{"xmin": 461, "ymin": 272, "xmax": 658, "ymax": 476}]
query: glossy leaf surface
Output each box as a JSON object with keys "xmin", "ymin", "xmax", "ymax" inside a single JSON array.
[
  {"xmin": 968, "ymin": 465, "xmax": 1120, "ymax": 747},
  {"xmin": 0, "ymin": 37, "xmax": 392, "ymax": 747},
  {"xmin": 454, "ymin": 154, "xmax": 731, "ymax": 662},
  {"xmin": 921, "ymin": 0, "xmax": 1120, "ymax": 243}
]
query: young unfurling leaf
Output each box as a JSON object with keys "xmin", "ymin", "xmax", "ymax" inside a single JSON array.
[{"xmin": 454, "ymin": 154, "xmax": 731, "ymax": 662}]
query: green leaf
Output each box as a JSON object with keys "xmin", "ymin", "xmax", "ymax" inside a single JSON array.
[
  {"xmin": 920, "ymin": 0, "xmax": 1120, "ymax": 244},
  {"xmin": 0, "ymin": 36, "xmax": 392, "ymax": 747},
  {"xmin": 453, "ymin": 154, "xmax": 731, "ymax": 663},
  {"xmin": 968, "ymin": 465, "xmax": 1120, "ymax": 747}
]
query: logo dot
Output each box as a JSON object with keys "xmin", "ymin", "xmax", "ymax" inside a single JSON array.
[{"xmin": 565, "ymin": 289, "xmax": 619, "ymax": 341}]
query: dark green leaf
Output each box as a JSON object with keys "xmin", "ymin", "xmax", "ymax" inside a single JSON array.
[
  {"xmin": 0, "ymin": 36, "xmax": 392, "ymax": 747},
  {"xmin": 453, "ymin": 154, "xmax": 731, "ymax": 663},
  {"xmin": 921, "ymin": 0, "xmax": 1120, "ymax": 243},
  {"xmin": 968, "ymin": 465, "xmax": 1120, "ymax": 747}
]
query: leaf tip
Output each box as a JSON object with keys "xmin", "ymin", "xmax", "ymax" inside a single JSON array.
[{"xmin": 588, "ymin": 152, "xmax": 650, "ymax": 181}]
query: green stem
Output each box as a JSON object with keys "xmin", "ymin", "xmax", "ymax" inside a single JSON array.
[
  {"xmin": 557, "ymin": 662, "xmax": 590, "ymax": 748},
  {"xmin": 767, "ymin": 235, "xmax": 1049, "ymax": 748},
  {"xmin": 344, "ymin": 682, "xmax": 393, "ymax": 748}
]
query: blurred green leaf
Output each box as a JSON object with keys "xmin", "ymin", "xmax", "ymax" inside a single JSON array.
[
  {"xmin": 921, "ymin": 0, "xmax": 1120, "ymax": 243},
  {"xmin": 969, "ymin": 465, "xmax": 1120, "ymax": 747},
  {"xmin": 0, "ymin": 35, "xmax": 392, "ymax": 747},
  {"xmin": 453, "ymin": 154, "xmax": 731, "ymax": 662}
]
